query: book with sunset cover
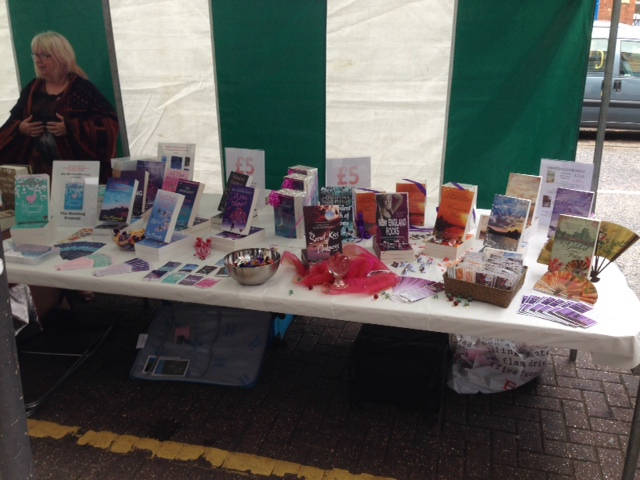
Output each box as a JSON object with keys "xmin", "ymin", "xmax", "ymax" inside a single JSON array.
[
  {"xmin": 433, "ymin": 184, "xmax": 475, "ymax": 243},
  {"xmin": 505, "ymin": 173, "xmax": 541, "ymax": 226},
  {"xmin": 354, "ymin": 188, "xmax": 379, "ymax": 238},
  {"xmin": 396, "ymin": 180, "xmax": 426, "ymax": 226}
]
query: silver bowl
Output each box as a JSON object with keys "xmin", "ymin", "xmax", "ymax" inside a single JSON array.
[{"xmin": 224, "ymin": 247, "xmax": 281, "ymax": 286}]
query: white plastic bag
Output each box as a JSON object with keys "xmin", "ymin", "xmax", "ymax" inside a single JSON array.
[
  {"xmin": 10, "ymin": 284, "xmax": 40, "ymax": 336},
  {"xmin": 448, "ymin": 335, "xmax": 549, "ymax": 394}
]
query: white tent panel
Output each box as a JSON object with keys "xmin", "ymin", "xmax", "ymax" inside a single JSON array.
[{"xmin": 0, "ymin": 2, "xmax": 19, "ymax": 127}]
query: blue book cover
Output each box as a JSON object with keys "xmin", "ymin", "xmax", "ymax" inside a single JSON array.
[
  {"xmin": 14, "ymin": 174, "xmax": 49, "ymax": 227},
  {"xmin": 64, "ymin": 182, "xmax": 84, "ymax": 211},
  {"xmin": 137, "ymin": 158, "xmax": 166, "ymax": 211},
  {"xmin": 145, "ymin": 190, "xmax": 184, "ymax": 243},
  {"xmin": 99, "ymin": 177, "xmax": 138, "ymax": 223},
  {"xmin": 175, "ymin": 179, "xmax": 203, "ymax": 229},
  {"xmin": 221, "ymin": 184, "xmax": 257, "ymax": 235}
]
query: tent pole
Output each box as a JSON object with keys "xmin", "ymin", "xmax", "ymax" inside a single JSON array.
[
  {"xmin": 0, "ymin": 243, "xmax": 34, "ymax": 479},
  {"xmin": 591, "ymin": 0, "xmax": 621, "ymax": 209}
]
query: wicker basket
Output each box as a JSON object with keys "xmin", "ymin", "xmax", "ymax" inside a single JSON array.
[{"xmin": 443, "ymin": 267, "xmax": 527, "ymax": 308}]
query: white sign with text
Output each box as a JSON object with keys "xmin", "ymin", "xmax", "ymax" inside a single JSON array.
[
  {"xmin": 325, "ymin": 157, "xmax": 371, "ymax": 188},
  {"xmin": 224, "ymin": 148, "xmax": 265, "ymax": 190}
]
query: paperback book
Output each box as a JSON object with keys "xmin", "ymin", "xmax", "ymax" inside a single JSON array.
[
  {"xmin": 283, "ymin": 173, "xmax": 314, "ymax": 206},
  {"xmin": 145, "ymin": 189, "xmax": 185, "ymax": 243},
  {"xmin": 217, "ymin": 171, "xmax": 252, "ymax": 212},
  {"xmin": 119, "ymin": 165, "xmax": 148, "ymax": 217},
  {"xmin": 433, "ymin": 184, "xmax": 476, "ymax": 243},
  {"xmin": 505, "ymin": 173, "xmax": 541, "ymax": 226},
  {"xmin": 353, "ymin": 188, "xmax": 380, "ymax": 238},
  {"xmin": 134, "ymin": 233, "xmax": 192, "ymax": 262},
  {"xmin": 484, "ymin": 194, "xmax": 531, "ymax": 252},
  {"xmin": 303, "ymin": 205, "xmax": 342, "ymax": 262},
  {"xmin": 548, "ymin": 214, "xmax": 600, "ymax": 278},
  {"xmin": 14, "ymin": 174, "xmax": 50, "ymax": 227},
  {"xmin": 273, "ymin": 189, "xmax": 305, "ymax": 238},
  {"xmin": 547, "ymin": 187, "xmax": 595, "ymax": 237},
  {"xmin": 375, "ymin": 192, "xmax": 410, "ymax": 252},
  {"xmin": 320, "ymin": 186, "xmax": 356, "ymax": 241},
  {"xmin": 175, "ymin": 179, "xmax": 204, "ymax": 229},
  {"xmin": 0, "ymin": 164, "xmax": 29, "ymax": 210},
  {"xmin": 98, "ymin": 177, "xmax": 138, "ymax": 224},
  {"xmin": 161, "ymin": 168, "xmax": 191, "ymax": 193},
  {"xmin": 138, "ymin": 158, "xmax": 167, "ymax": 211},
  {"xmin": 396, "ymin": 180, "xmax": 427, "ymax": 226},
  {"xmin": 288, "ymin": 165, "xmax": 318, "ymax": 205},
  {"xmin": 221, "ymin": 184, "xmax": 259, "ymax": 235},
  {"xmin": 51, "ymin": 160, "xmax": 100, "ymax": 227},
  {"xmin": 209, "ymin": 226, "xmax": 266, "ymax": 251}
]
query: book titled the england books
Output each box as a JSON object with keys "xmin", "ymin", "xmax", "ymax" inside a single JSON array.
[
  {"xmin": 209, "ymin": 226, "xmax": 266, "ymax": 251},
  {"xmin": 373, "ymin": 192, "xmax": 414, "ymax": 263},
  {"xmin": 217, "ymin": 171, "xmax": 252, "ymax": 212},
  {"xmin": 547, "ymin": 187, "xmax": 594, "ymax": 237},
  {"xmin": 303, "ymin": 205, "xmax": 342, "ymax": 262},
  {"xmin": 484, "ymin": 194, "xmax": 531, "ymax": 252},
  {"xmin": 273, "ymin": 188, "xmax": 305, "ymax": 238},
  {"xmin": 144, "ymin": 189, "xmax": 185, "ymax": 243},
  {"xmin": 93, "ymin": 177, "xmax": 139, "ymax": 236},
  {"xmin": 11, "ymin": 174, "xmax": 55, "ymax": 244},
  {"xmin": 319, "ymin": 186, "xmax": 356, "ymax": 241},
  {"xmin": 175, "ymin": 179, "xmax": 204, "ymax": 229},
  {"xmin": 221, "ymin": 184, "xmax": 259, "ymax": 235},
  {"xmin": 505, "ymin": 173, "xmax": 541, "ymax": 226}
]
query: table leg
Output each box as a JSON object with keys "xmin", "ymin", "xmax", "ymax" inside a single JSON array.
[{"xmin": 622, "ymin": 369, "xmax": 640, "ymax": 480}]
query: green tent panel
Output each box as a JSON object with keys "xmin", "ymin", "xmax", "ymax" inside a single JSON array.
[
  {"xmin": 211, "ymin": 0, "xmax": 326, "ymax": 190},
  {"xmin": 444, "ymin": 0, "xmax": 596, "ymax": 208}
]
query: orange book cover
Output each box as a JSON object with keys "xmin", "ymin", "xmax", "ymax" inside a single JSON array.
[
  {"xmin": 434, "ymin": 186, "xmax": 475, "ymax": 242},
  {"xmin": 396, "ymin": 181, "xmax": 426, "ymax": 226},
  {"xmin": 354, "ymin": 190, "xmax": 378, "ymax": 237}
]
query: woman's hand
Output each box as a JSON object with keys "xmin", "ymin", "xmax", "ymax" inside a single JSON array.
[
  {"xmin": 46, "ymin": 113, "xmax": 67, "ymax": 136},
  {"xmin": 18, "ymin": 115, "xmax": 45, "ymax": 137}
]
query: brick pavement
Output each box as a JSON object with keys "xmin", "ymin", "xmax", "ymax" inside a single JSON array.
[{"xmin": 20, "ymin": 296, "xmax": 640, "ymax": 480}]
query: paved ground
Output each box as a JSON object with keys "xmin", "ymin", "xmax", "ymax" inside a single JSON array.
[{"xmin": 13, "ymin": 132, "xmax": 640, "ymax": 480}]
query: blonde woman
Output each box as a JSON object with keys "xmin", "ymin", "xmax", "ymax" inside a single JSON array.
[{"xmin": 0, "ymin": 31, "xmax": 118, "ymax": 182}]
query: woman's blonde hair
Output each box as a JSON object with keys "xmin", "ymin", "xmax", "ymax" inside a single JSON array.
[{"xmin": 31, "ymin": 31, "xmax": 87, "ymax": 80}]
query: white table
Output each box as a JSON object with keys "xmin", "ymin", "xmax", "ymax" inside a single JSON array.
[{"xmin": 5, "ymin": 202, "xmax": 640, "ymax": 479}]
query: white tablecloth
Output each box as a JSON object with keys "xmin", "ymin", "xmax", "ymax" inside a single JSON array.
[{"xmin": 5, "ymin": 200, "xmax": 640, "ymax": 369}]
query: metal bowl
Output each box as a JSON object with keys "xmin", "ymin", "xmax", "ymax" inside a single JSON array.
[{"xmin": 224, "ymin": 247, "xmax": 281, "ymax": 286}]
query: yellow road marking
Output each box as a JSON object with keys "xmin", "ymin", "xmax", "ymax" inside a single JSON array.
[{"xmin": 27, "ymin": 419, "xmax": 396, "ymax": 480}]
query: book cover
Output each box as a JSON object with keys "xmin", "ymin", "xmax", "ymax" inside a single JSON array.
[
  {"xmin": 14, "ymin": 174, "xmax": 50, "ymax": 227},
  {"xmin": 221, "ymin": 184, "xmax": 258, "ymax": 235},
  {"xmin": 396, "ymin": 180, "xmax": 427, "ymax": 226},
  {"xmin": 538, "ymin": 159, "xmax": 594, "ymax": 225},
  {"xmin": 161, "ymin": 168, "xmax": 191, "ymax": 193},
  {"xmin": 120, "ymin": 167, "xmax": 148, "ymax": 217},
  {"xmin": 320, "ymin": 186, "xmax": 356, "ymax": 240},
  {"xmin": 0, "ymin": 164, "xmax": 29, "ymax": 210},
  {"xmin": 354, "ymin": 188, "xmax": 379, "ymax": 238},
  {"xmin": 505, "ymin": 173, "xmax": 541, "ymax": 226},
  {"xmin": 138, "ymin": 158, "xmax": 167, "ymax": 211},
  {"xmin": 549, "ymin": 214, "xmax": 600, "ymax": 278},
  {"xmin": 283, "ymin": 173, "xmax": 314, "ymax": 205},
  {"xmin": 288, "ymin": 165, "xmax": 318, "ymax": 205},
  {"xmin": 273, "ymin": 189, "xmax": 305, "ymax": 238},
  {"xmin": 484, "ymin": 194, "xmax": 531, "ymax": 252},
  {"xmin": 99, "ymin": 177, "xmax": 138, "ymax": 224},
  {"xmin": 547, "ymin": 187, "xmax": 595, "ymax": 237},
  {"xmin": 303, "ymin": 205, "xmax": 342, "ymax": 262},
  {"xmin": 51, "ymin": 160, "xmax": 100, "ymax": 227},
  {"xmin": 217, "ymin": 171, "xmax": 251, "ymax": 212},
  {"xmin": 433, "ymin": 185, "xmax": 475, "ymax": 243},
  {"xmin": 157, "ymin": 142, "xmax": 195, "ymax": 177},
  {"xmin": 145, "ymin": 189, "xmax": 185, "ymax": 243},
  {"xmin": 375, "ymin": 192, "xmax": 410, "ymax": 251},
  {"xmin": 175, "ymin": 179, "xmax": 204, "ymax": 229}
]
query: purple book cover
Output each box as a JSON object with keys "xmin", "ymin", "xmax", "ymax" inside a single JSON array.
[
  {"xmin": 221, "ymin": 184, "xmax": 256, "ymax": 235},
  {"xmin": 303, "ymin": 205, "xmax": 342, "ymax": 262},
  {"xmin": 548, "ymin": 187, "xmax": 594, "ymax": 236},
  {"xmin": 138, "ymin": 158, "xmax": 167, "ymax": 210},
  {"xmin": 375, "ymin": 193, "xmax": 410, "ymax": 251}
]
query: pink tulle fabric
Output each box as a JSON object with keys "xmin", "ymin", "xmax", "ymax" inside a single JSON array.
[{"xmin": 282, "ymin": 244, "xmax": 399, "ymax": 295}]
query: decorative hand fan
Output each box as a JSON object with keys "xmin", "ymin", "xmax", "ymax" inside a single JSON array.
[
  {"xmin": 590, "ymin": 221, "xmax": 639, "ymax": 282},
  {"xmin": 533, "ymin": 270, "xmax": 598, "ymax": 305}
]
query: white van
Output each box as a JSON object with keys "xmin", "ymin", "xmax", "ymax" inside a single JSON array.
[{"xmin": 581, "ymin": 21, "xmax": 640, "ymax": 130}]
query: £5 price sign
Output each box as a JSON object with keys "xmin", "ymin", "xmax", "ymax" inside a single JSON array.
[
  {"xmin": 224, "ymin": 147, "xmax": 265, "ymax": 190},
  {"xmin": 325, "ymin": 157, "xmax": 371, "ymax": 188}
]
